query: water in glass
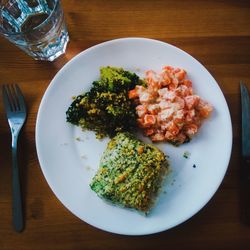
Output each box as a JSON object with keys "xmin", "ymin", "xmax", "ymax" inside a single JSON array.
[{"xmin": 0, "ymin": 0, "xmax": 69, "ymax": 61}]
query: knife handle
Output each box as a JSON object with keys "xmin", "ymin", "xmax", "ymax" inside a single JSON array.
[{"xmin": 240, "ymin": 157, "xmax": 250, "ymax": 224}]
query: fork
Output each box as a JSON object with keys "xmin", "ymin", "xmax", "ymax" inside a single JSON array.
[{"xmin": 2, "ymin": 84, "xmax": 27, "ymax": 232}]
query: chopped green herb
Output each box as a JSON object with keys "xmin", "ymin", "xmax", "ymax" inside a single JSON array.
[{"xmin": 183, "ymin": 151, "xmax": 191, "ymax": 159}]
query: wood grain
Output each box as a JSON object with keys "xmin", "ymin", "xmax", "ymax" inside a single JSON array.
[{"xmin": 0, "ymin": 0, "xmax": 250, "ymax": 249}]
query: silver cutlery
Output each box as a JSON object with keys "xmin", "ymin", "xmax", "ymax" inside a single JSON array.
[
  {"xmin": 240, "ymin": 81, "xmax": 250, "ymax": 224},
  {"xmin": 2, "ymin": 84, "xmax": 27, "ymax": 232}
]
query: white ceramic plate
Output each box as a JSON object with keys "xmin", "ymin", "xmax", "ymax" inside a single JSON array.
[{"xmin": 36, "ymin": 38, "xmax": 232, "ymax": 235}]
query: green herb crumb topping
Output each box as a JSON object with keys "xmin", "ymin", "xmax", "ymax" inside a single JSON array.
[{"xmin": 90, "ymin": 132, "xmax": 169, "ymax": 213}]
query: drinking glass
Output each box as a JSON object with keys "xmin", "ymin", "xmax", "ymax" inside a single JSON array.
[{"xmin": 0, "ymin": 0, "xmax": 69, "ymax": 61}]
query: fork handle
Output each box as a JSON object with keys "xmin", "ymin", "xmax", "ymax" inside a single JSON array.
[{"xmin": 12, "ymin": 138, "xmax": 24, "ymax": 232}]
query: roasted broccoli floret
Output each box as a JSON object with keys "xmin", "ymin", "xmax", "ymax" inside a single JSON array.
[{"xmin": 66, "ymin": 66, "xmax": 144, "ymax": 138}]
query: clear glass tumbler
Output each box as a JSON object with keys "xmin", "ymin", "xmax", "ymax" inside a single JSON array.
[{"xmin": 0, "ymin": 0, "xmax": 69, "ymax": 61}]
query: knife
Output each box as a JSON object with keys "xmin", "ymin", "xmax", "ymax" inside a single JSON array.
[{"xmin": 240, "ymin": 81, "xmax": 250, "ymax": 224}]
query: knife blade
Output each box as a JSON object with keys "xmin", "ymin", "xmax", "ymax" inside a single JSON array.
[
  {"xmin": 241, "ymin": 82, "xmax": 250, "ymax": 158},
  {"xmin": 240, "ymin": 81, "xmax": 250, "ymax": 224}
]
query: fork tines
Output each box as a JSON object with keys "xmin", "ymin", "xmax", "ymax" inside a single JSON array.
[{"xmin": 2, "ymin": 84, "xmax": 26, "ymax": 113}]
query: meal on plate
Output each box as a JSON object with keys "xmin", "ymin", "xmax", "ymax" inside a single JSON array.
[
  {"xmin": 66, "ymin": 66, "xmax": 144, "ymax": 138},
  {"xmin": 90, "ymin": 132, "xmax": 169, "ymax": 213},
  {"xmin": 128, "ymin": 66, "xmax": 213, "ymax": 145},
  {"xmin": 66, "ymin": 65, "xmax": 213, "ymax": 213}
]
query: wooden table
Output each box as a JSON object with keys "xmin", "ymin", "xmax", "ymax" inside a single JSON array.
[{"xmin": 0, "ymin": 0, "xmax": 250, "ymax": 249}]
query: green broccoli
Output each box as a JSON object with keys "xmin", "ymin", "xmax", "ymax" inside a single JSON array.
[{"xmin": 66, "ymin": 66, "xmax": 144, "ymax": 138}]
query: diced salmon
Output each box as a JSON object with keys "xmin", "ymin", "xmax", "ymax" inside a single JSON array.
[
  {"xmin": 128, "ymin": 89, "xmax": 138, "ymax": 99},
  {"xmin": 197, "ymin": 101, "xmax": 213, "ymax": 118},
  {"xmin": 169, "ymin": 78, "xmax": 179, "ymax": 90},
  {"xmin": 151, "ymin": 133, "xmax": 165, "ymax": 142},
  {"xmin": 163, "ymin": 66, "xmax": 174, "ymax": 72},
  {"xmin": 158, "ymin": 88, "xmax": 176, "ymax": 101},
  {"xmin": 199, "ymin": 107, "xmax": 212, "ymax": 118},
  {"xmin": 185, "ymin": 95, "xmax": 200, "ymax": 110},
  {"xmin": 165, "ymin": 131, "xmax": 175, "ymax": 141},
  {"xmin": 183, "ymin": 79, "xmax": 192, "ymax": 88},
  {"xmin": 173, "ymin": 109, "xmax": 185, "ymax": 125},
  {"xmin": 144, "ymin": 128, "xmax": 155, "ymax": 136},
  {"xmin": 175, "ymin": 132, "xmax": 187, "ymax": 144},
  {"xmin": 147, "ymin": 104, "xmax": 160, "ymax": 115},
  {"xmin": 136, "ymin": 105, "xmax": 147, "ymax": 118},
  {"xmin": 176, "ymin": 85, "xmax": 192, "ymax": 97},
  {"xmin": 129, "ymin": 66, "xmax": 212, "ymax": 144},
  {"xmin": 174, "ymin": 68, "xmax": 181, "ymax": 73},
  {"xmin": 145, "ymin": 70, "xmax": 159, "ymax": 87},
  {"xmin": 158, "ymin": 108, "xmax": 174, "ymax": 122},
  {"xmin": 158, "ymin": 88, "xmax": 168, "ymax": 97},
  {"xmin": 160, "ymin": 71, "xmax": 171, "ymax": 86},
  {"xmin": 135, "ymin": 85, "xmax": 146, "ymax": 94},
  {"xmin": 167, "ymin": 122, "xmax": 179, "ymax": 136},
  {"xmin": 184, "ymin": 124, "xmax": 198, "ymax": 137},
  {"xmin": 174, "ymin": 69, "xmax": 186, "ymax": 81},
  {"xmin": 139, "ymin": 91, "xmax": 154, "ymax": 103},
  {"xmin": 185, "ymin": 109, "xmax": 196, "ymax": 123},
  {"xmin": 158, "ymin": 100, "xmax": 171, "ymax": 109},
  {"xmin": 144, "ymin": 114, "xmax": 156, "ymax": 126},
  {"xmin": 174, "ymin": 96, "xmax": 185, "ymax": 109}
]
